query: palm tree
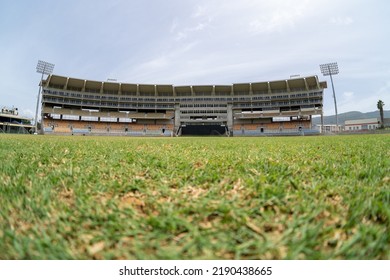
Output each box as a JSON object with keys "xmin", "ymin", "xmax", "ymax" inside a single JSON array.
[{"xmin": 377, "ymin": 100, "xmax": 385, "ymax": 129}]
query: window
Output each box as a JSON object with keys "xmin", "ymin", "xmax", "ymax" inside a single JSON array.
[
  {"xmin": 273, "ymin": 117, "xmax": 290, "ymax": 122},
  {"xmin": 119, "ymin": 118, "xmax": 133, "ymax": 123},
  {"xmin": 100, "ymin": 117, "xmax": 117, "ymax": 122},
  {"xmin": 50, "ymin": 114, "xmax": 61, "ymax": 119},
  {"xmin": 81, "ymin": 116, "xmax": 99, "ymax": 121},
  {"xmin": 62, "ymin": 115, "xmax": 79, "ymax": 120}
]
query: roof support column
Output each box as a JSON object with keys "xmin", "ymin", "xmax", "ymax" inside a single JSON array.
[
  {"xmin": 227, "ymin": 103, "xmax": 233, "ymax": 136},
  {"xmin": 174, "ymin": 104, "xmax": 181, "ymax": 135}
]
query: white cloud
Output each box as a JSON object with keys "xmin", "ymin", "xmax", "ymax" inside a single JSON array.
[
  {"xmin": 330, "ymin": 16, "xmax": 354, "ymax": 26},
  {"xmin": 192, "ymin": 5, "xmax": 207, "ymax": 18},
  {"xmin": 170, "ymin": 20, "xmax": 178, "ymax": 33},
  {"xmin": 21, "ymin": 109, "xmax": 34, "ymax": 119},
  {"xmin": 343, "ymin": 91, "xmax": 354, "ymax": 98},
  {"xmin": 249, "ymin": 5, "xmax": 307, "ymax": 34},
  {"xmin": 139, "ymin": 56, "xmax": 169, "ymax": 70},
  {"xmin": 335, "ymin": 82, "xmax": 390, "ymax": 114},
  {"xmin": 174, "ymin": 21, "xmax": 210, "ymax": 41},
  {"xmin": 172, "ymin": 5, "xmax": 213, "ymax": 42}
]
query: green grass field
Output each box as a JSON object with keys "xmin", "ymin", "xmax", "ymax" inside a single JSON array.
[{"xmin": 0, "ymin": 134, "xmax": 389, "ymax": 259}]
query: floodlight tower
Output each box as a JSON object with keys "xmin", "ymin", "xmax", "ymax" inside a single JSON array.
[
  {"xmin": 320, "ymin": 62, "xmax": 339, "ymax": 132},
  {"xmin": 35, "ymin": 60, "xmax": 54, "ymax": 133}
]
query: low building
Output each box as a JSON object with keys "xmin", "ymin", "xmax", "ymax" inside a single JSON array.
[
  {"xmin": 0, "ymin": 107, "xmax": 34, "ymax": 134},
  {"xmin": 344, "ymin": 118, "xmax": 380, "ymax": 131},
  {"xmin": 383, "ymin": 118, "xmax": 390, "ymax": 128},
  {"xmin": 316, "ymin": 124, "xmax": 342, "ymax": 133}
]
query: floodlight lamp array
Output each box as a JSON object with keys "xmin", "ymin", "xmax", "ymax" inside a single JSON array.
[
  {"xmin": 36, "ymin": 60, "xmax": 55, "ymax": 75},
  {"xmin": 319, "ymin": 62, "xmax": 339, "ymax": 76}
]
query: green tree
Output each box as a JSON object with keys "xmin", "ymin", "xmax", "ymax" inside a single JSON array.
[{"xmin": 377, "ymin": 100, "xmax": 385, "ymax": 128}]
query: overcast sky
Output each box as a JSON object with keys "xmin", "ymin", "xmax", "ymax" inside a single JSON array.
[{"xmin": 1, "ymin": 0, "xmax": 389, "ymax": 118}]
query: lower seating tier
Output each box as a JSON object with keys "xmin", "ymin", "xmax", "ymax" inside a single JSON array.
[{"xmin": 43, "ymin": 119, "xmax": 174, "ymax": 136}]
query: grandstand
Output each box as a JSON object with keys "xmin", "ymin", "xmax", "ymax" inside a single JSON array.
[
  {"xmin": 40, "ymin": 75, "xmax": 327, "ymax": 136},
  {"xmin": 0, "ymin": 107, "xmax": 33, "ymax": 134}
]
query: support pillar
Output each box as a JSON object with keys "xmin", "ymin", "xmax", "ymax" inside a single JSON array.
[
  {"xmin": 227, "ymin": 103, "xmax": 233, "ymax": 136},
  {"xmin": 174, "ymin": 104, "xmax": 181, "ymax": 136}
]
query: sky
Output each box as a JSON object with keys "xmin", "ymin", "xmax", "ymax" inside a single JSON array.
[{"xmin": 1, "ymin": 0, "xmax": 389, "ymax": 118}]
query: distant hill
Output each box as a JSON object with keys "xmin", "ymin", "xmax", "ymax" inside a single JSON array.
[{"xmin": 312, "ymin": 110, "xmax": 390, "ymax": 125}]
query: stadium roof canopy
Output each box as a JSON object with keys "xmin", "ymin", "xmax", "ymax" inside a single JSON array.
[{"xmin": 44, "ymin": 75, "xmax": 327, "ymax": 93}]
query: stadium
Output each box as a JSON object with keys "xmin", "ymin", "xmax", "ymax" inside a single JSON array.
[{"xmin": 41, "ymin": 74, "xmax": 327, "ymax": 136}]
